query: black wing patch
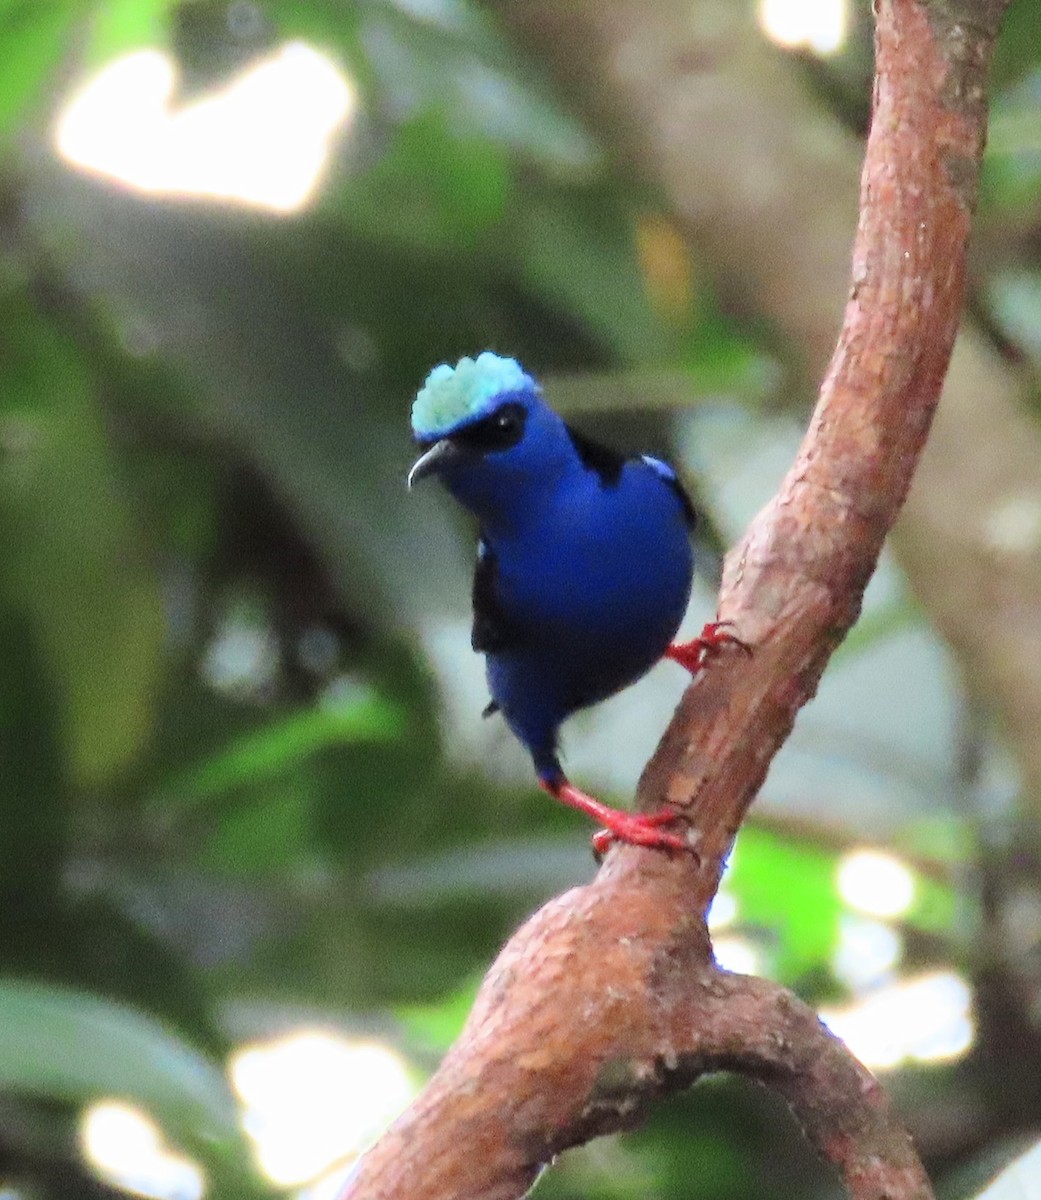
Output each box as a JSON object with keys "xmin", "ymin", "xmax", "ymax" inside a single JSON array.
[
  {"xmin": 471, "ymin": 542, "xmax": 523, "ymax": 653},
  {"xmin": 565, "ymin": 424, "xmax": 626, "ymax": 487},
  {"xmin": 567, "ymin": 425, "xmax": 697, "ymax": 528},
  {"xmin": 640, "ymin": 454, "xmax": 697, "ymax": 530},
  {"xmin": 666, "ymin": 474, "xmax": 697, "ymax": 529}
]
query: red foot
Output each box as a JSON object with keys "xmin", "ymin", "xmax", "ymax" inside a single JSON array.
[
  {"xmin": 665, "ymin": 620, "xmax": 751, "ymax": 676},
  {"xmin": 590, "ymin": 809, "xmax": 687, "ymax": 858},
  {"xmin": 538, "ymin": 777, "xmax": 691, "ymax": 856}
]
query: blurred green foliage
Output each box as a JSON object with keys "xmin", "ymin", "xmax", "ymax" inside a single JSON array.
[{"xmin": 0, "ymin": 1, "xmax": 1039, "ymax": 1198}]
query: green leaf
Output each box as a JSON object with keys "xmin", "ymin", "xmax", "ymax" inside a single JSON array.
[
  {"xmin": 727, "ymin": 827, "xmax": 840, "ymax": 981},
  {"xmin": 990, "ymin": 5, "xmax": 1041, "ymax": 91},
  {"xmin": 0, "ymin": 608, "xmax": 66, "ymax": 884},
  {"xmin": 199, "ymin": 780, "xmax": 313, "ymax": 874},
  {"xmin": 680, "ymin": 305, "xmax": 779, "ymax": 404},
  {"xmin": 544, "ymin": 365, "xmax": 771, "ymax": 419},
  {"xmin": 906, "ymin": 865, "xmax": 959, "ymax": 936},
  {"xmin": 981, "ymin": 82, "xmax": 1041, "ymax": 215},
  {"xmin": 0, "ymin": 1, "xmax": 80, "ymax": 140},
  {"xmin": 0, "ymin": 285, "xmax": 164, "ymax": 786},
  {"xmin": 396, "ymin": 976, "xmax": 480, "ymax": 1055},
  {"xmin": 341, "ymin": 111, "xmax": 511, "ymax": 249},
  {"xmin": 514, "ymin": 195, "xmax": 669, "ymax": 363},
  {"xmin": 85, "ymin": 0, "xmax": 172, "ymax": 65},
  {"xmin": 986, "ymin": 269, "xmax": 1041, "ymax": 363},
  {"xmin": 0, "ymin": 980, "xmax": 254, "ymax": 1178},
  {"xmin": 0, "ymin": 306, "xmax": 159, "ymax": 772},
  {"xmin": 156, "ymin": 684, "xmax": 404, "ymax": 811},
  {"xmin": 355, "ymin": 1, "xmax": 599, "ymax": 176}
]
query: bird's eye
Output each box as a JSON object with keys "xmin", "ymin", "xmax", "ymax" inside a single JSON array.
[{"xmin": 452, "ymin": 402, "xmax": 527, "ymax": 454}]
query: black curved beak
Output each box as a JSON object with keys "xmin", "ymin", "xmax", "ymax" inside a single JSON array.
[{"xmin": 407, "ymin": 438, "xmax": 465, "ymax": 488}]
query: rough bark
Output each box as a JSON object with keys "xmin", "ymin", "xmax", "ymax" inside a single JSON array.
[{"xmin": 342, "ymin": 2, "xmax": 1009, "ymax": 1197}]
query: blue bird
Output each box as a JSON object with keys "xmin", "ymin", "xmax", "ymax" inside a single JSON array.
[{"xmin": 408, "ymin": 353, "xmax": 742, "ymax": 853}]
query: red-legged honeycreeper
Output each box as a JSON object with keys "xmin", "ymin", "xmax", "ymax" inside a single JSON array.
[{"xmin": 408, "ymin": 353, "xmax": 744, "ymax": 854}]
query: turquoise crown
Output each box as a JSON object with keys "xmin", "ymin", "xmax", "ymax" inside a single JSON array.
[{"xmin": 411, "ymin": 352, "xmax": 534, "ymax": 440}]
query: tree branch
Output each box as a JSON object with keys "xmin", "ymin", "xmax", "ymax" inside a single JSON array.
[{"xmin": 342, "ymin": 2, "xmax": 1009, "ymax": 1197}]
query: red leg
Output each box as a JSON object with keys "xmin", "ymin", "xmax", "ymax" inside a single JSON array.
[
  {"xmin": 665, "ymin": 620, "xmax": 751, "ymax": 676},
  {"xmin": 538, "ymin": 777, "xmax": 690, "ymax": 855}
]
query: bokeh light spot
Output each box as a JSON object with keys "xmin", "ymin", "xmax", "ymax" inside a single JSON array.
[
  {"xmin": 837, "ymin": 848, "xmax": 916, "ymax": 919},
  {"xmin": 821, "ymin": 970, "xmax": 974, "ymax": 1070},
  {"xmin": 713, "ymin": 934, "xmax": 763, "ymax": 976},
  {"xmin": 230, "ymin": 1031, "xmax": 415, "ymax": 1186},
  {"xmin": 758, "ymin": 0, "xmax": 848, "ymax": 55},
  {"xmin": 55, "ymin": 42, "xmax": 356, "ymax": 212},
  {"xmin": 80, "ymin": 1101, "xmax": 205, "ymax": 1200}
]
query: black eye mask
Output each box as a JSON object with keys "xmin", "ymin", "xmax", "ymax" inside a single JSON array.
[{"xmin": 450, "ymin": 402, "xmax": 527, "ymax": 454}]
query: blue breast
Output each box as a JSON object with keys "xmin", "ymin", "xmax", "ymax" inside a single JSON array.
[{"xmin": 485, "ymin": 456, "xmax": 693, "ymax": 772}]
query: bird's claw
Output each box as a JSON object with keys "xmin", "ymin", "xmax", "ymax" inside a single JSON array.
[
  {"xmin": 591, "ymin": 808, "xmax": 690, "ymax": 859},
  {"xmin": 665, "ymin": 620, "xmax": 751, "ymax": 676},
  {"xmin": 539, "ymin": 777, "xmax": 692, "ymax": 859}
]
